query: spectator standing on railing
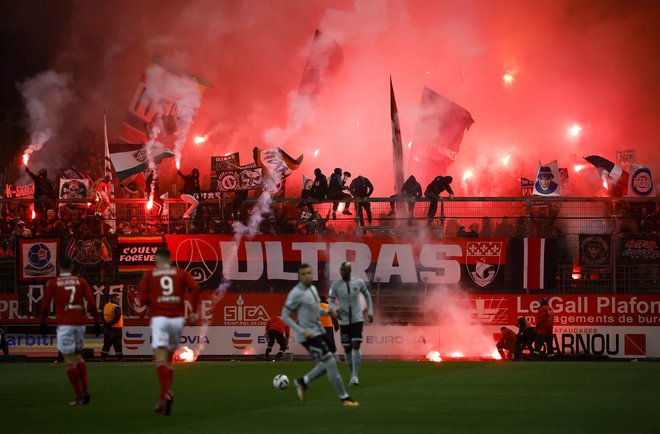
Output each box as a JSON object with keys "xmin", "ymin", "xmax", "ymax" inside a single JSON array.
[
  {"xmin": 388, "ymin": 175, "xmax": 422, "ymax": 218},
  {"xmin": 120, "ymin": 181, "xmax": 141, "ymax": 199},
  {"xmin": 94, "ymin": 175, "xmax": 112, "ymax": 218},
  {"xmin": 349, "ymin": 175, "xmax": 374, "ymax": 226},
  {"xmin": 299, "ymin": 168, "xmax": 328, "ymax": 212},
  {"xmin": 425, "ymin": 176, "xmax": 454, "ymax": 225},
  {"xmin": 177, "ymin": 168, "xmax": 201, "ymax": 220},
  {"xmin": 25, "ymin": 167, "xmax": 56, "ymax": 221},
  {"xmin": 328, "ymin": 168, "xmax": 352, "ymax": 220}
]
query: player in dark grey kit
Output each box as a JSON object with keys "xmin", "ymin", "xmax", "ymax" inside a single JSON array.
[
  {"xmin": 329, "ymin": 262, "xmax": 373, "ymax": 386},
  {"xmin": 281, "ymin": 263, "xmax": 359, "ymax": 407}
]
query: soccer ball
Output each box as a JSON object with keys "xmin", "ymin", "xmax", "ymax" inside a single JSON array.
[{"xmin": 272, "ymin": 374, "xmax": 289, "ymax": 390}]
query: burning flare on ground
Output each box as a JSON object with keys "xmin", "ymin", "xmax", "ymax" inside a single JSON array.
[
  {"xmin": 490, "ymin": 349, "xmax": 502, "ymax": 360},
  {"xmin": 174, "ymin": 346, "xmax": 197, "ymax": 363},
  {"xmin": 449, "ymin": 351, "xmax": 464, "ymax": 359},
  {"xmin": 426, "ymin": 350, "xmax": 442, "ymax": 363}
]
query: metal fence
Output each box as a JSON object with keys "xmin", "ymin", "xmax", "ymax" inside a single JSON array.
[{"xmin": 1, "ymin": 196, "xmax": 658, "ymax": 294}]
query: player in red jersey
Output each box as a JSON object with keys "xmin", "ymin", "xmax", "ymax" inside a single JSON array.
[
  {"xmin": 40, "ymin": 255, "xmax": 100, "ymax": 405},
  {"xmin": 139, "ymin": 247, "xmax": 200, "ymax": 416}
]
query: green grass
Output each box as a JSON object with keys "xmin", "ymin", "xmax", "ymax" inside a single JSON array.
[{"xmin": 1, "ymin": 360, "xmax": 658, "ymax": 434}]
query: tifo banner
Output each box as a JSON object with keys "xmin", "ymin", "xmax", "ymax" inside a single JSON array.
[
  {"xmin": 579, "ymin": 235, "xmax": 611, "ymax": 266},
  {"xmin": 4, "ymin": 183, "xmax": 34, "ymax": 198},
  {"xmin": 533, "ymin": 160, "xmax": 561, "ymax": 196},
  {"xmin": 117, "ymin": 235, "xmax": 166, "ymax": 273},
  {"xmin": 164, "ymin": 235, "xmax": 509, "ymax": 291},
  {"xmin": 211, "ymin": 153, "xmax": 240, "ymax": 172},
  {"xmin": 65, "ymin": 237, "xmax": 114, "ymax": 266},
  {"xmin": 17, "ymin": 237, "xmax": 60, "ymax": 282},
  {"xmin": 618, "ymin": 234, "xmax": 660, "ymax": 263},
  {"xmin": 58, "ymin": 178, "xmax": 89, "ymax": 200},
  {"xmin": 520, "ymin": 178, "xmax": 533, "ymax": 197},
  {"xmin": 212, "ymin": 168, "xmax": 263, "ymax": 192}
]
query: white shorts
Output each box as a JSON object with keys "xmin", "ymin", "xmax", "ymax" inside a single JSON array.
[
  {"xmin": 56, "ymin": 325, "xmax": 86, "ymax": 355},
  {"xmin": 150, "ymin": 316, "xmax": 185, "ymax": 351}
]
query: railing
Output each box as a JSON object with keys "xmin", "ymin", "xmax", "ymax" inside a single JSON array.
[{"xmin": 1, "ymin": 196, "xmax": 658, "ymax": 294}]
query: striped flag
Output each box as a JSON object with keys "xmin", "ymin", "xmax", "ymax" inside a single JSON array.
[
  {"xmin": 510, "ymin": 238, "xmax": 557, "ymax": 290},
  {"xmin": 109, "ymin": 143, "xmax": 174, "ymax": 181},
  {"xmin": 253, "ymin": 146, "xmax": 303, "ymax": 191}
]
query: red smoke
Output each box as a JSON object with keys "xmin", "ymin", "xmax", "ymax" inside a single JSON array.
[{"xmin": 15, "ymin": 0, "xmax": 660, "ymax": 197}]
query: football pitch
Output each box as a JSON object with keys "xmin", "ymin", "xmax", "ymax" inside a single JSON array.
[{"xmin": 1, "ymin": 360, "xmax": 658, "ymax": 434}]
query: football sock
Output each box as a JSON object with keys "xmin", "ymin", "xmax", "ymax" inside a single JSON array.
[
  {"xmin": 344, "ymin": 350, "xmax": 353, "ymax": 375},
  {"xmin": 304, "ymin": 361, "xmax": 327, "ymax": 384},
  {"xmin": 66, "ymin": 365, "xmax": 82, "ymax": 397},
  {"xmin": 168, "ymin": 366, "xmax": 174, "ymax": 387},
  {"xmin": 75, "ymin": 360, "xmax": 88, "ymax": 392},
  {"xmin": 352, "ymin": 349, "xmax": 361, "ymax": 378},
  {"xmin": 324, "ymin": 357, "xmax": 348, "ymax": 400},
  {"xmin": 157, "ymin": 363, "xmax": 171, "ymax": 400}
]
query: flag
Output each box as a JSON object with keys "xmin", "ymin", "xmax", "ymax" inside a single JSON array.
[
  {"xmin": 627, "ymin": 164, "xmax": 655, "ymax": 197},
  {"xmin": 510, "ymin": 238, "xmax": 557, "ymax": 290},
  {"xmin": 109, "ymin": 143, "xmax": 174, "ymax": 181},
  {"xmin": 390, "ymin": 76, "xmax": 404, "ymax": 193},
  {"xmin": 253, "ymin": 147, "xmax": 303, "ymax": 192},
  {"xmin": 104, "ymin": 110, "xmax": 112, "ymax": 174},
  {"xmin": 584, "ymin": 155, "xmax": 628, "ymax": 197},
  {"xmin": 520, "ymin": 178, "xmax": 534, "ymax": 196},
  {"xmin": 409, "ymin": 87, "xmax": 474, "ymax": 185},
  {"xmin": 298, "ymin": 29, "xmax": 343, "ymax": 98},
  {"xmin": 533, "ymin": 160, "xmax": 561, "ymax": 196},
  {"xmin": 616, "ymin": 149, "xmax": 636, "ymax": 173},
  {"xmin": 302, "ymin": 174, "xmax": 313, "ymax": 191},
  {"xmin": 119, "ymin": 54, "xmax": 212, "ymax": 145},
  {"xmin": 60, "ymin": 167, "xmax": 84, "ymax": 180}
]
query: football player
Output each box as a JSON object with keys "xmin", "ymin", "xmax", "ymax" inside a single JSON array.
[
  {"xmin": 139, "ymin": 247, "xmax": 200, "ymax": 415},
  {"xmin": 40, "ymin": 255, "xmax": 101, "ymax": 405},
  {"xmin": 329, "ymin": 262, "xmax": 373, "ymax": 386},
  {"xmin": 282, "ymin": 264, "xmax": 358, "ymax": 406}
]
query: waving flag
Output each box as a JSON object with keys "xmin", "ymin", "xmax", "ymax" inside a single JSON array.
[
  {"xmin": 253, "ymin": 147, "xmax": 303, "ymax": 192},
  {"xmin": 109, "ymin": 143, "xmax": 174, "ymax": 181},
  {"xmin": 584, "ymin": 155, "xmax": 628, "ymax": 197},
  {"xmin": 410, "ymin": 87, "xmax": 474, "ymax": 185},
  {"xmin": 119, "ymin": 54, "xmax": 212, "ymax": 145},
  {"xmin": 298, "ymin": 29, "xmax": 343, "ymax": 98},
  {"xmin": 390, "ymin": 76, "xmax": 404, "ymax": 193},
  {"xmin": 533, "ymin": 160, "xmax": 561, "ymax": 197}
]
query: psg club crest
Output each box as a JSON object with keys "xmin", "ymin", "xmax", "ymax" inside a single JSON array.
[
  {"xmin": 465, "ymin": 242, "xmax": 502, "ymax": 287},
  {"xmin": 132, "ymin": 149, "xmax": 147, "ymax": 163},
  {"xmin": 630, "ymin": 167, "xmax": 654, "ymax": 196}
]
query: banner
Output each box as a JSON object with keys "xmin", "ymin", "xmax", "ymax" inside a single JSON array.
[
  {"xmin": 212, "ymin": 168, "xmax": 263, "ymax": 192},
  {"xmin": 4, "ymin": 183, "xmax": 34, "ymax": 198},
  {"xmin": 579, "ymin": 235, "xmax": 611, "ymax": 266},
  {"xmin": 627, "ymin": 164, "xmax": 655, "ymax": 197},
  {"xmin": 584, "ymin": 155, "xmax": 628, "ymax": 197},
  {"xmin": 618, "ymin": 234, "xmax": 660, "ymax": 264},
  {"xmin": 533, "ymin": 161, "xmax": 561, "ymax": 196},
  {"xmin": 17, "ymin": 237, "xmax": 60, "ymax": 282},
  {"xmin": 164, "ymin": 235, "xmax": 509, "ymax": 291},
  {"xmin": 616, "ymin": 149, "xmax": 636, "ymax": 173},
  {"xmin": 520, "ymin": 178, "xmax": 533, "ymax": 197},
  {"xmin": 59, "ymin": 178, "xmax": 90, "ymax": 200},
  {"xmin": 117, "ymin": 235, "xmax": 166, "ymax": 273},
  {"xmin": 109, "ymin": 142, "xmax": 174, "ymax": 181},
  {"xmin": 509, "ymin": 238, "xmax": 557, "ymax": 290},
  {"xmin": 4, "ymin": 293, "xmax": 660, "ymax": 358},
  {"xmin": 211, "ymin": 153, "xmax": 240, "ymax": 172},
  {"xmin": 253, "ymin": 147, "xmax": 303, "ymax": 191},
  {"xmin": 65, "ymin": 237, "xmax": 114, "ymax": 267}
]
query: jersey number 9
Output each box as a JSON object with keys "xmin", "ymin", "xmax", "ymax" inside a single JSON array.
[{"xmin": 160, "ymin": 276, "xmax": 174, "ymax": 296}]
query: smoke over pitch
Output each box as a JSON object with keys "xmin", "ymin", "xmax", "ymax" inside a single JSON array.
[{"xmin": 13, "ymin": 0, "xmax": 659, "ymax": 196}]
